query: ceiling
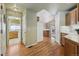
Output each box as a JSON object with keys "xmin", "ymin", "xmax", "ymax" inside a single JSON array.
[
  {"xmin": 5, "ymin": 3, "xmax": 76, "ymax": 13},
  {"xmin": 4, "ymin": 3, "xmax": 76, "ymax": 23}
]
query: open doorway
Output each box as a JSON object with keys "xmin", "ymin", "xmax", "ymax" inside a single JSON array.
[
  {"xmin": 6, "ymin": 9, "xmax": 23, "ymax": 47},
  {"xmin": 36, "ymin": 9, "xmax": 55, "ymax": 42}
]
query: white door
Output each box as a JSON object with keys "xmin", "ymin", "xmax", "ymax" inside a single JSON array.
[{"xmin": 0, "ymin": 4, "xmax": 6, "ymax": 56}]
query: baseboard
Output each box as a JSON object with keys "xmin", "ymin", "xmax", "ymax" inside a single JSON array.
[
  {"xmin": 51, "ymin": 37, "xmax": 61, "ymax": 45},
  {"xmin": 25, "ymin": 42, "xmax": 38, "ymax": 48},
  {"xmin": 51, "ymin": 37, "xmax": 56, "ymax": 43},
  {"xmin": 25, "ymin": 39, "xmax": 43, "ymax": 48},
  {"xmin": 37, "ymin": 40, "xmax": 43, "ymax": 43},
  {"xmin": 55, "ymin": 40, "xmax": 61, "ymax": 45}
]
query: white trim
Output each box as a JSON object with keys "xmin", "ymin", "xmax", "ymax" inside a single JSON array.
[
  {"xmin": 25, "ymin": 42, "xmax": 38, "ymax": 48},
  {"xmin": 37, "ymin": 39, "xmax": 43, "ymax": 43},
  {"xmin": 51, "ymin": 37, "xmax": 54, "ymax": 42}
]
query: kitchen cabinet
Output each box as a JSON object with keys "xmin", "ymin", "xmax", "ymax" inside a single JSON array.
[
  {"xmin": 70, "ymin": 8, "xmax": 77, "ymax": 25},
  {"xmin": 64, "ymin": 37, "xmax": 79, "ymax": 56},
  {"xmin": 65, "ymin": 13, "xmax": 71, "ymax": 26},
  {"xmin": 66, "ymin": 8, "xmax": 77, "ymax": 25},
  {"xmin": 77, "ymin": 4, "xmax": 79, "ymax": 21},
  {"xmin": 60, "ymin": 33, "xmax": 67, "ymax": 46}
]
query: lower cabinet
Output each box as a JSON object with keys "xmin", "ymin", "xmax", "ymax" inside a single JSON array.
[
  {"xmin": 60, "ymin": 33, "xmax": 79, "ymax": 56},
  {"xmin": 64, "ymin": 38, "xmax": 79, "ymax": 56},
  {"xmin": 60, "ymin": 33, "xmax": 67, "ymax": 46}
]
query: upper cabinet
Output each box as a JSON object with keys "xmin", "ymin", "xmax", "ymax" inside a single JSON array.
[
  {"xmin": 77, "ymin": 4, "xmax": 79, "ymax": 22},
  {"xmin": 66, "ymin": 12, "xmax": 71, "ymax": 26},
  {"xmin": 65, "ymin": 4, "xmax": 78, "ymax": 26},
  {"xmin": 70, "ymin": 8, "xmax": 77, "ymax": 25}
]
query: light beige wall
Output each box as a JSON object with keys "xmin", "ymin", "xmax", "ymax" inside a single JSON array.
[
  {"xmin": 26, "ymin": 9, "xmax": 37, "ymax": 47},
  {"xmin": 60, "ymin": 12, "xmax": 66, "ymax": 26},
  {"xmin": 22, "ymin": 10, "xmax": 27, "ymax": 45}
]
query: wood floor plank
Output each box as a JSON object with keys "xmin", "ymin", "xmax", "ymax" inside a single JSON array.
[{"xmin": 6, "ymin": 37, "xmax": 64, "ymax": 56}]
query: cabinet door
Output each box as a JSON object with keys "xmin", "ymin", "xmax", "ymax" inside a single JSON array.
[
  {"xmin": 65, "ymin": 13, "xmax": 71, "ymax": 26},
  {"xmin": 70, "ymin": 10, "xmax": 75, "ymax": 25},
  {"xmin": 61, "ymin": 36, "xmax": 65, "ymax": 46},
  {"xmin": 77, "ymin": 4, "xmax": 79, "ymax": 21},
  {"xmin": 66, "ymin": 8, "xmax": 78, "ymax": 26},
  {"xmin": 70, "ymin": 8, "xmax": 77, "ymax": 25},
  {"xmin": 65, "ymin": 39, "xmax": 77, "ymax": 56},
  {"xmin": 60, "ymin": 33, "xmax": 67, "ymax": 46},
  {"xmin": 74, "ymin": 8, "xmax": 78, "ymax": 24}
]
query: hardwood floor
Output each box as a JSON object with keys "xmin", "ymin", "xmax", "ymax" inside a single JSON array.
[{"xmin": 6, "ymin": 37, "xmax": 64, "ymax": 56}]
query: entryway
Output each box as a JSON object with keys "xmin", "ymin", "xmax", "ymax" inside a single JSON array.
[
  {"xmin": 6, "ymin": 8, "xmax": 23, "ymax": 46},
  {"xmin": 0, "ymin": 4, "xmax": 24, "ymax": 56}
]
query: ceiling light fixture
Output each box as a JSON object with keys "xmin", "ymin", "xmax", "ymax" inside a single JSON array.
[{"xmin": 13, "ymin": 4, "xmax": 18, "ymax": 11}]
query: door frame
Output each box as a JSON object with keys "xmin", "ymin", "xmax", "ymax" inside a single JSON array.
[
  {"xmin": 0, "ymin": 4, "xmax": 7, "ymax": 56},
  {"xmin": 5, "ymin": 9, "xmax": 23, "ymax": 47}
]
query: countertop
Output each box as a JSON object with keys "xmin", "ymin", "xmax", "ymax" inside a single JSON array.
[
  {"xmin": 60, "ymin": 26, "xmax": 70, "ymax": 34},
  {"xmin": 60, "ymin": 26, "xmax": 79, "ymax": 43},
  {"xmin": 64, "ymin": 34, "xmax": 79, "ymax": 43}
]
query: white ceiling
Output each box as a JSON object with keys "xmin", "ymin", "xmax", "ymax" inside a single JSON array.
[
  {"xmin": 5, "ymin": 3, "xmax": 76, "ymax": 23},
  {"xmin": 6, "ymin": 3, "xmax": 76, "ymax": 12}
]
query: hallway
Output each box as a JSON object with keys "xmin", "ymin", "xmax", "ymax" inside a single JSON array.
[{"xmin": 6, "ymin": 37, "xmax": 64, "ymax": 56}]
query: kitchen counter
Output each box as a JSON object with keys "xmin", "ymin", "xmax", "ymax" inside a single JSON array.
[
  {"xmin": 60, "ymin": 26, "xmax": 70, "ymax": 34},
  {"xmin": 64, "ymin": 34, "xmax": 79, "ymax": 56},
  {"xmin": 60, "ymin": 25, "xmax": 79, "ymax": 55},
  {"xmin": 63, "ymin": 34, "xmax": 79, "ymax": 56},
  {"xmin": 64, "ymin": 34, "xmax": 79, "ymax": 43},
  {"xmin": 60, "ymin": 26, "xmax": 79, "ymax": 43}
]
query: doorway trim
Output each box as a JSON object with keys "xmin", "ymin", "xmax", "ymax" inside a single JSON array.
[{"xmin": 5, "ymin": 9, "xmax": 23, "ymax": 47}]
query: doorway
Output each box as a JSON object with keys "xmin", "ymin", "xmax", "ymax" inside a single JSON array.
[{"xmin": 6, "ymin": 9, "xmax": 23, "ymax": 47}]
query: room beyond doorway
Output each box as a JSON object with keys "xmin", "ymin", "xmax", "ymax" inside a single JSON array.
[{"xmin": 6, "ymin": 7, "xmax": 23, "ymax": 47}]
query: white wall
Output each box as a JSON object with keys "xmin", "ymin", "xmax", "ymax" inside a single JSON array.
[
  {"xmin": 37, "ymin": 9, "xmax": 53, "ymax": 23},
  {"xmin": 54, "ymin": 12, "xmax": 66, "ymax": 44},
  {"xmin": 26, "ymin": 9, "xmax": 37, "ymax": 47},
  {"xmin": 22, "ymin": 9, "xmax": 27, "ymax": 45},
  {"xmin": 0, "ymin": 15, "xmax": 6, "ymax": 55},
  {"xmin": 37, "ymin": 22, "xmax": 43, "ymax": 42},
  {"xmin": 55, "ymin": 12, "xmax": 60, "ymax": 44},
  {"xmin": 0, "ymin": 4, "xmax": 6, "ymax": 55},
  {"xmin": 36, "ymin": 12, "xmax": 44, "ymax": 42},
  {"xmin": 60, "ymin": 12, "xmax": 66, "ymax": 26}
]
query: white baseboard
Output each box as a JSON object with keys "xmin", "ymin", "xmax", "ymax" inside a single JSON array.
[
  {"xmin": 55, "ymin": 40, "xmax": 61, "ymax": 45},
  {"xmin": 25, "ymin": 42, "xmax": 38, "ymax": 48},
  {"xmin": 37, "ymin": 38, "xmax": 43, "ymax": 42},
  {"xmin": 51, "ymin": 37, "xmax": 61, "ymax": 45},
  {"xmin": 51, "ymin": 37, "xmax": 56, "ymax": 43},
  {"xmin": 37, "ymin": 39, "xmax": 43, "ymax": 43},
  {"xmin": 25, "ymin": 39, "xmax": 43, "ymax": 48}
]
